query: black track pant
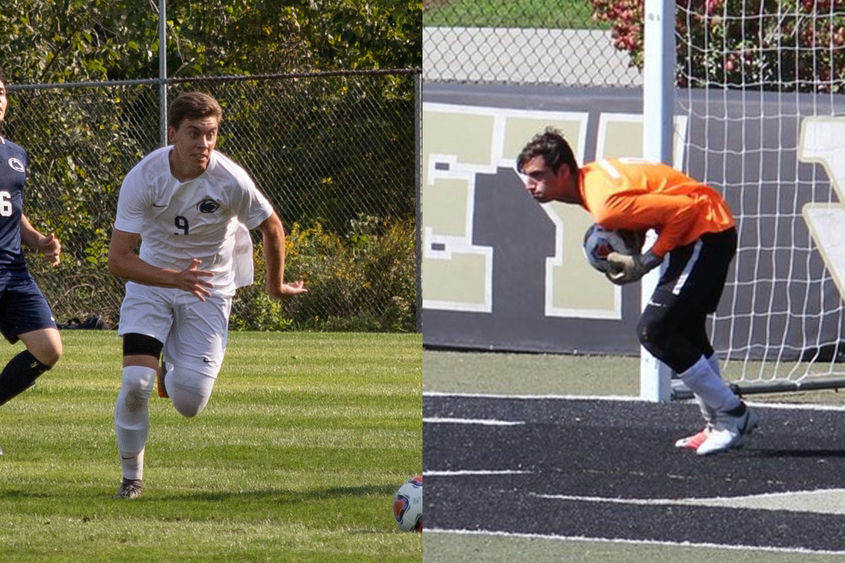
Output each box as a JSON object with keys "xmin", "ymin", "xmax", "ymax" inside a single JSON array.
[{"xmin": 637, "ymin": 228, "xmax": 737, "ymax": 374}]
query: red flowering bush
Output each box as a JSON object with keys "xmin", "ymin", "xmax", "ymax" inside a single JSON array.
[{"xmin": 591, "ymin": 0, "xmax": 845, "ymax": 92}]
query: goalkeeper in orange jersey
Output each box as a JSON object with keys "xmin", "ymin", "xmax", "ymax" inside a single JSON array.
[{"xmin": 516, "ymin": 127, "xmax": 758, "ymax": 456}]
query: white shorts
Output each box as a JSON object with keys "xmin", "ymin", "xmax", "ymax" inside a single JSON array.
[{"xmin": 118, "ymin": 282, "xmax": 233, "ymax": 378}]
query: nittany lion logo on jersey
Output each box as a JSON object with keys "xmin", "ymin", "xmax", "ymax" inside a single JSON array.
[
  {"xmin": 7, "ymin": 157, "xmax": 24, "ymax": 173},
  {"xmin": 197, "ymin": 198, "xmax": 220, "ymax": 214}
]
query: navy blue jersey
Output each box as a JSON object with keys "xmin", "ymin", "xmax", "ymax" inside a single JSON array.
[{"xmin": 0, "ymin": 137, "xmax": 28, "ymax": 270}]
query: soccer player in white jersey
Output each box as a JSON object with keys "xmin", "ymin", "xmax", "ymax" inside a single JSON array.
[
  {"xmin": 0, "ymin": 68, "xmax": 63, "ymax": 456},
  {"xmin": 108, "ymin": 91, "xmax": 307, "ymax": 499}
]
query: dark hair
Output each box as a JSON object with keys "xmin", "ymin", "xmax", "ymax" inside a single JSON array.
[
  {"xmin": 0, "ymin": 67, "xmax": 6, "ymax": 88},
  {"xmin": 167, "ymin": 91, "xmax": 222, "ymax": 130},
  {"xmin": 516, "ymin": 127, "xmax": 578, "ymax": 176}
]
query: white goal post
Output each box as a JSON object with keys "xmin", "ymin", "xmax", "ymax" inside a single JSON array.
[
  {"xmin": 640, "ymin": 0, "xmax": 676, "ymax": 402},
  {"xmin": 642, "ymin": 0, "xmax": 845, "ymax": 402}
]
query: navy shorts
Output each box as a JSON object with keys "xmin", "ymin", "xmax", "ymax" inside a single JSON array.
[{"xmin": 0, "ymin": 271, "xmax": 57, "ymax": 343}]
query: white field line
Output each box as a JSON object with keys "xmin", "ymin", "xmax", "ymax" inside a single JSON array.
[
  {"xmin": 423, "ymin": 391, "xmax": 641, "ymax": 402},
  {"xmin": 424, "ymin": 407, "xmax": 845, "ymax": 516},
  {"xmin": 424, "ymin": 528, "xmax": 845, "ymax": 556},
  {"xmin": 423, "ymin": 391, "xmax": 845, "ymax": 412},
  {"xmin": 425, "ymin": 470, "xmax": 531, "ymax": 476},
  {"xmin": 423, "ymin": 417, "xmax": 524, "ymax": 426},
  {"xmin": 422, "ymin": 474, "xmax": 845, "ymax": 515},
  {"xmin": 530, "ymin": 489, "xmax": 845, "ymax": 515}
]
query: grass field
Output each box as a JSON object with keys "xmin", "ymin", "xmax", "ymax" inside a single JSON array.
[
  {"xmin": 0, "ymin": 331, "xmax": 422, "ymax": 561},
  {"xmin": 423, "ymin": 0, "xmax": 605, "ymax": 29}
]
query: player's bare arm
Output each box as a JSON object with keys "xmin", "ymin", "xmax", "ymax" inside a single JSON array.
[
  {"xmin": 107, "ymin": 228, "xmax": 214, "ymax": 300},
  {"xmin": 258, "ymin": 212, "xmax": 307, "ymax": 299},
  {"xmin": 20, "ymin": 214, "xmax": 61, "ymax": 266}
]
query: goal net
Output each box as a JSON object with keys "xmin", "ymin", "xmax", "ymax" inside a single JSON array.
[{"xmin": 674, "ymin": 0, "xmax": 845, "ymax": 394}]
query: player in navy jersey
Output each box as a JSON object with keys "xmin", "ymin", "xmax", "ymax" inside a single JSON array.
[{"xmin": 0, "ymin": 68, "xmax": 64, "ymax": 455}]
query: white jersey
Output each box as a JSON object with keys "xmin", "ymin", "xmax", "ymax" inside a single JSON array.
[{"xmin": 115, "ymin": 146, "xmax": 274, "ymax": 296}]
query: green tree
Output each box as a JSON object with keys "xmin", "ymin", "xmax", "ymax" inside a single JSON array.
[
  {"xmin": 0, "ymin": 0, "xmax": 421, "ymax": 83},
  {"xmin": 0, "ymin": 1, "xmax": 420, "ymax": 331}
]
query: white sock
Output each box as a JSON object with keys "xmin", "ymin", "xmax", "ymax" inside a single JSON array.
[
  {"xmin": 114, "ymin": 365, "xmax": 156, "ymax": 480},
  {"xmin": 693, "ymin": 394, "xmax": 715, "ymax": 426},
  {"xmin": 706, "ymin": 353, "xmax": 721, "ymax": 378},
  {"xmin": 120, "ymin": 449, "xmax": 145, "ymax": 481},
  {"xmin": 694, "ymin": 354, "xmax": 723, "ymax": 425},
  {"xmin": 680, "ymin": 356, "xmax": 740, "ymax": 414}
]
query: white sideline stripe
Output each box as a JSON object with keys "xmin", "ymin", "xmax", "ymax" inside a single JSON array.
[
  {"xmin": 425, "ymin": 528, "xmax": 845, "ymax": 556},
  {"xmin": 425, "ymin": 470, "xmax": 531, "ymax": 476},
  {"xmin": 423, "ymin": 391, "xmax": 845, "ymax": 412},
  {"xmin": 531, "ymin": 492, "xmax": 693, "ymax": 505},
  {"xmin": 423, "ymin": 416, "xmax": 524, "ymax": 426},
  {"xmin": 744, "ymin": 401, "xmax": 845, "ymax": 412},
  {"xmin": 531, "ymin": 489, "xmax": 845, "ymax": 515},
  {"xmin": 422, "ymin": 475, "xmax": 845, "ymax": 514},
  {"xmin": 423, "ymin": 391, "xmax": 642, "ymax": 402}
]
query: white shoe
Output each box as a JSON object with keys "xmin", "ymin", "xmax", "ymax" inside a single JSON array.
[
  {"xmin": 696, "ymin": 404, "xmax": 759, "ymax": 456},
  {"xmin": 674, "ymin": 425, "xmax": 713, "ymax": 449}
]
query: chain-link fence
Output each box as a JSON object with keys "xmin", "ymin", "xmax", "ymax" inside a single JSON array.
[
  {"xmin": 5, "ymin": 70, "xmax": 420, "ymax": 332},
  {"xmin": 423, "ymin": 1, "xmax": 641, "ymax": 87}
]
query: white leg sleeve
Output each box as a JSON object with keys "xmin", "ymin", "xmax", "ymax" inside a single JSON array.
[
  {"xmin": 693, "ymin": 353, "xmax": 724, "ymax": 424},
  {"xmin": 680, "ymin": 356, "xmax": 740, "ymax": 414},
  {"xmin": 114, "ymin": 365, "xmax": 156, "ymax": 480},
  {"xmin": 165, "ymin": 366, "xmax": 216, "ymax": 418}
]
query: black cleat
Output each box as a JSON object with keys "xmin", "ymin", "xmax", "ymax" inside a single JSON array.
[{"xmin": 116, "ymin": 478, "xmax": 143, "ymax": 499}]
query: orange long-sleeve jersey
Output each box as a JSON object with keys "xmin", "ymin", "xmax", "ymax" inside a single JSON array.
[{"xmin": 578, "ymin": 158, "xmax": 734, "ymax": 257}]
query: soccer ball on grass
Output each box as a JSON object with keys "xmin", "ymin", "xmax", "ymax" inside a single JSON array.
[
  {"xmin": 393, "ymin": 475, "xmax": 422, "ymax": 532},
  {"xmin": 582, "ymin": 223, "xmax": 645, "ymax": 273}
]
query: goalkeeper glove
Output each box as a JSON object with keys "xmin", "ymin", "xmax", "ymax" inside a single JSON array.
[{"xmin": 606, "ymin": 250, "xmax": 663, "ymax": 285}]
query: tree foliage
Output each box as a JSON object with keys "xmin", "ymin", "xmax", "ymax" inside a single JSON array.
[
  {"xmin": 0, "ymin": 0, "xmax": 421, "ymax": 83},
  {"xmin": 1, "ymin": 2, "xmax": 421, "ymax": 331}
]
